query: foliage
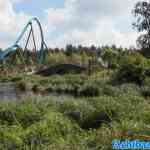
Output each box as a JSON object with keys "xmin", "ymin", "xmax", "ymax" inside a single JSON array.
[
  {"xmin": 101, "ymin": 48, "xmax": 119, "ymax": 69},
  {"xmin": 45, "ymin": 52, "xmax": 67, "ymax": 65},
  {"xmin": 133, "ymin": 1, "xmax": 150, "ymax": 56},
  {"xmin": 0, "ymin": 88, "xmax": 149, "ymax": 149},
  {"xmin": 1, "ymin": 2, "xmax": 150, "ymax": 149},
  {"xmin": 16, "ymin": 81, "xmax": 27, "ymax": 91},
  {"xmin": 114, "ymin": 52, "xmax": 150, "ymax": 85},
  {"xmin": 0, "ymin": 68, "xmax": 150, "ymax": 149}
]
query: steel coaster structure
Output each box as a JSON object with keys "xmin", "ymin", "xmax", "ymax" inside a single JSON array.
[{"xmin": 0, "ymin": 17, "xmax": 47, "ymax": 65}]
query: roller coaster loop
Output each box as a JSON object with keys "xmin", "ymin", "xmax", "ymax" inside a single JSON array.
[{"xmin": 0, "ymin": 17, "xmax": 47, "ymax": 64}]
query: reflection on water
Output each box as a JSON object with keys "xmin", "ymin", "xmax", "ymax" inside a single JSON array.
[
  {"xmin": 0, "ymin": 82, "xmax": 73, "ymax": 101},
  {"xmin": 0, "ymin": 82, "xmax": 35, "ymax": 101}
]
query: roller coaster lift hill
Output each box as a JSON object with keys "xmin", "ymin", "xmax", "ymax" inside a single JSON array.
[{"xmin": 0, "ymin": 18, "xmax": 47, "ymax": 65}]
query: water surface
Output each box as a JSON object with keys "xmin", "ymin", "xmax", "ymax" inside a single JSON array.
[{"xmin": 0, "ymin": 82, "xmax": 73, "ymax": 101}]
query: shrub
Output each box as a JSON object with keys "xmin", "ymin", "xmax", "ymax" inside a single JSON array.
[
  {"xmin": 101, "ymin": 85, "xmax": 116, "ymax": 96},
  {"xmin": 115, "ymin": 83, "xmax": 141, "ymax": 97},
  {"xmin": 113, "ymin": 53, "xmax": 150, "ymax": 85},
  {"xmin": 0, "ymin": 125, "xmax": 24, "ymax": 149},
  {"xmin": 0, "ymin": 107, "xmax": 15, "ymax": 125},
  {"xmin": 32, "ymin": 84, "xmax": 40, "ymax": 93},
  {"xmin": 11, "ymin": 76, "xmax": 22, "ymax": 82},
  {"xmin": 58, "ymin": 98, "xmax": 114, "ymax": 129},
  {"xmin": 78, "ymin": 82, "xmax": 100, "ymax": 97},
  {"xmin": 15, "ymin": 103, "xmax": 44, "ymax": 127},
  {"xmin": 115, "ymin": 63, "xmax": 145, "ymax": 85},
  {"xmin": 143, "ymin": 77, "xmax": 150, "ymax": 87},
  {"xmin": 15, "ymin": 81, "xmax": 26, "ymax": 91},
  {"xmin": 0, "ymin": 101, "xmax": 44, "ymax": 127},
  {"xmin": 24, "ymin": 111, "xmax": 81, "ymax": 146},
  {"xmin": 140, "ymin": 86, "xmax": 150, "ymax": 97}
]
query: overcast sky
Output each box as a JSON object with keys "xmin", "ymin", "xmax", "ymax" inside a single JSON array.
[{"xmin": 0, "ymin": 0, "xmax": 140, "ymax": 49}]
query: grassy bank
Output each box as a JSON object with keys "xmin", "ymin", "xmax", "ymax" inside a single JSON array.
[
  {"xmin": 0, "ymin": 89, "xmax": 150, "ymax": 149},
  {"xmin": 1, "ymin": 54, "xmax": 150, "ymax": 149},
  {"xmin": 0, "ymin": 70, "xmax": 150, "ymax": 149}
]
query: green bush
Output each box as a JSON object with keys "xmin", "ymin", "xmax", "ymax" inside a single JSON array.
[
  {"xmin": 24, "ymin": 111, "xmax": 81, "ymax": 146},
  {"xmin": 140, "ymin": 86, "xmax": 150, "ymax": 97},
  {"xmin": 32, "ymin": 84, "xmax": 40, "ymax": 93},
  {"xmin": 143, "ymin": 77, "xmax": 150, "ymax": 87},
  {"xmin": 115, "ymin": 83, "xmax": 141, "ymax": 97},
  {"xmin": 101, "ymin": 85, "xmax": 116, "ymax": 96},
  {"xmin": 0, "ymin": 125, "xmax": 24, "ymax": 149},
  {"xmin": 15, "ymin": 103, "xmax": 44, "ymax": 127},
  {"xmin": 78, "ymin": 82, "xmax": 100, "ymax": 97},
  {"xmin": 0, "ymin": 101, "xmax": 44, "ymax": 127},
  {"xmin": 0, "ymin": 107, "xmax": 15, "ymax": 125},
  {"xmin": 15, "ymin": 81, "xmax": 26, "ymax": 91},
  {"xmin": 113, "ymin": 53, "xmax": 150, "ymax": 85},
  {"xmin": 115, "ymin": 63, "xmax": 145, "ymax": 85},
  {"xmin": 11, "ymin": 76, "xmax": 22, "ymax": 82},
  {"xmin": 58, "ymin": 98, "xmax": 114, "ymax": 129}
]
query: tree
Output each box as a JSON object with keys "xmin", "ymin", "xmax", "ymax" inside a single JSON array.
[
  {"xmin": 115, "ymin": 52, "xmax": 148, "ymax": 85},
  {"xmin": 101, "ymin": 48, "xmax": 118, "ymax": 69},
  {"xmin": 133, "ymin": 1, "xmax": 150, "ymax": 56},
  {"xmin": 65, "ymin": 44, "xmax": 76, "ymax": 56}
]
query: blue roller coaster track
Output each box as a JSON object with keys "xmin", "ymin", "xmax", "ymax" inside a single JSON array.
[{"xmin": 0, "ymin": 17, "xmax": 47, "ymax": 64}]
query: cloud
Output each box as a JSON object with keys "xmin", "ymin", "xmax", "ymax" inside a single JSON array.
[
  {"xmin": 45, "ymin": 0, "xmax": 139, "ymax": 48},
  {"xmin": 12, "ymin": 0, "xmax": 28, "ymax": 3},
  {"xmin": 0, "ymin": 0, "xmax": 140, "ymax": 49},
  {"xmin": 0, "ymin": 0, "xmax": 30, "ymax": 48}
]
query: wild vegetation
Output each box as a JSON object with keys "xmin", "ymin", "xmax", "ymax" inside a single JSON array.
[
  {"xmin": 1, "ymin": 50, "xmax": 150, "ymax": 149},
  {"xmin": 0, "ymin": 76, "xmax": 150, "ymax": 149},
  {"xmin": 1, "ymin": 1, "xmax": 150, "ymax": 150}
]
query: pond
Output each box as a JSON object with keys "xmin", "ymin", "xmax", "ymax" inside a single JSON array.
[
  {"xmin": 0, "ymin": 82, "xmax": 73, "ymax": 101},
  {"xmin": 0, "ymin": 82, "xmax": 31, "ymax": 101}
]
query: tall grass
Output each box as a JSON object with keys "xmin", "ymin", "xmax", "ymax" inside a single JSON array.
[
  {"xmin": 0, "ymin": 70, "xmax": 150, "ymax": 149},
  {"xmin": 0, "ymin": 86, "xmax": 149, "ymax": 150}
]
